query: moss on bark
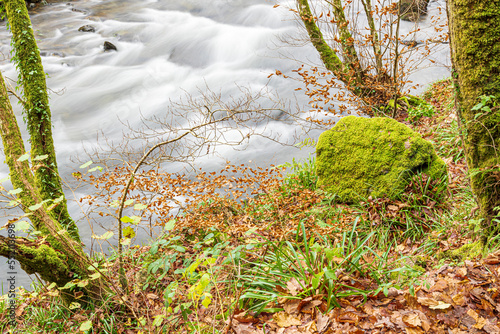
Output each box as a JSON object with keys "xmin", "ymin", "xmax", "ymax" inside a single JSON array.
[
  {"xmin": 448, "ymin": 0, "xmax": 500, "ymax": 241},
  {"xmin": 4, "ymin": 0, "xmax": 79, "ymax": 241}
]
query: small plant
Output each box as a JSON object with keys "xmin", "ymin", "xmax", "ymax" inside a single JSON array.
[
  {"xmin": 431, "ymin": 119, "xmax": 465, "ymax": 163},
  {"xmin": 406, "ymin": 102, "xmax": 436, "ymax": 122},
  {"xmin": 278, "ymin": 154, "xmax": 317, "ymax": 191}
]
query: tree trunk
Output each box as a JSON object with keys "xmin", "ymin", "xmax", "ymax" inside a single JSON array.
[
  {"xmin": 0, "ymin": 1, "xmax": 103, "ymax": 301},
  {"xmin": 0, "ymin": 71, "xmax": 101, "ymax": 301},
  {"xmin": 4, "ymin": 0, "xmax": 79, "ymax": 241},
  {"xmin": 448, "ymin": 0, "xmax": 500, "ymax": 241}
]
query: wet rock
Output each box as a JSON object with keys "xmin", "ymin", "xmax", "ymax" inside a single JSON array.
[
  {"xmin": 78, "ymin": 25, "xmax": 95, "ymax": 33},
  {"xmin": 40, "ymin": 51, "xmax": 65, "ymax": 57},
  {"xmin": 71, "ymin": 7, "xmax": 89, "ymax": 15},
  {"xmin": 103, "ymin": 41, "xmax": 117, "ymax": 52}
]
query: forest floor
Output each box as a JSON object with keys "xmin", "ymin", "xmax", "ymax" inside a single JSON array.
[{"xmin": 2, "ymin": 78, "xmax": 500, "ymax": 333}]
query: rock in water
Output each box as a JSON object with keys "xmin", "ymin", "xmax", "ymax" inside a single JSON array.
[
  {"xmin": 315, "ymin": 116, "xmax": 447, "ymax": 203},
  {"xmin": 103, "ymin": 41, "xmax": 117, "ymax": 52},
  {"xmin": 78, "ymin": 25, "xmax": 96, "ymax": 33}
]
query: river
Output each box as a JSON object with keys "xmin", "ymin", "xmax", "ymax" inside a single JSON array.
[{"xmin": 0, "ymin": 0, "xmax": 450, "ymax": 290}]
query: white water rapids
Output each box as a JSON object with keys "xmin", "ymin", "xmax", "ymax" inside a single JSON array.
[{"xmin": 0, "ymin": 0, "xmax": 449, "ymax": 290}]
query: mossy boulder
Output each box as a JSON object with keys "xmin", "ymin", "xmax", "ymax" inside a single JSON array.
[{"xmin": 315, "ymin": 116, "xmax": 447, "ymax": 202}]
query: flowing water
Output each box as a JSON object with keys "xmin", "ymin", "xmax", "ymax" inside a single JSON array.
[{"xmin": 0, "ymin": 0, "xmax": 450, "ymax": 290}]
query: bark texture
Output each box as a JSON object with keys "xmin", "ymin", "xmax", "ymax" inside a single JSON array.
[
  {"xmin": 448, "ymin": 0, "xmax": 500, "ymax": 239},
  {"xmin": 4, "ymin": 0, "xmax": 79, "ymax": 241},
  {"xmin": 0, "ymin": 71, "xmax": 100, "ymax": 301}
]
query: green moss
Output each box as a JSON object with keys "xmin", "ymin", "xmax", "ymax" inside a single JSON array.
[
  {"xmin": 438, "ymin": 242, "xmax": 483, "ymax": 262},
  {"xmin": 4, "ymin": 0, "xmax": 80, "ymax": 242},
  {"xmin": 315, "ymin": 116, "xmax": 447, "ymax": 202}
]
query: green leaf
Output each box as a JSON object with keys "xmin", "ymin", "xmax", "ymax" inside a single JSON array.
[
  {"xmin": 124, "ymin": 199, "xmax": 134, "ymax": 206},
  {"xmin": 28, "ymin": 203, "xmax": 43, "ymax": 211},
  {"xmin": 123, "ymin": 226, "xmax": 136, "ymax": 239},
  {"xmin": 134, "ymin": 203, "xmax": 147, "ymax": 211},
  {"xmin": 164, "ymin": 220, "xmax": 176, "ymax": 231},
  {"xmin": 120, "ymin": 238, "xmax": 131, "ymax": 246},
  {"xmin": 88, "ymin": 166, "xmax": 103, "ymax": 172},
  {"xmin": 202, "ymin": 295, "xmax": 212, "ymax": 308},
  {"xmin": 33, "ymin": 154, "xmax": 48, "ymax": 161},
  {"xmin": 8, "ymin": 188, "xmax": 23, "ymax": 195},
  {"xmin": 87, "ymin": 263, "xmax": 99, "ymax": 271},
  {"xmin": 53, "ymin": 195, "xmax": 65, "ymax": 203},
  {"xmin": 79, "ymin": 320, "xmax": 92, "ymax": 332},
  {"xmin": 77, "ymin": 280, "xmax": 89, "ymax": 287},
  {"xmin": 0, "ymin": 176, "xmax": 9, "ymax": 183},
  {"xmin": 60, "ymin": 281, "xmax": 76, "ymax": 290},
  {"xmin": 69, "ymin": 302, "xmax": 81, "ymax": 310},
  {"xmin": 14, "ymin": 221, "xmax": 31, "ymax": 232},
  {"xmin": 92, "ymin": 231, "xmax": 114, "ymax": 240},
  {"xmin": 79, "ymin": 160, "xmax": 93, "ymax": 169},
  {"xmin": 89, "ymin": 272, "xmax": 101, "ymax": 280},
  {"xmin": 8, "ymin": 200, "xmax": 20, "ymax": 207},
  {"xmin": 121, "ymin": 216, "xmax": 141, "ymax": 224},
  {"xmin": 152, "ymin": 314, "xmax": 165, "ymax": 327},
  {"xmin": 17, "ymin": 153, "xmax": 30, "ymax": 162},
  {"xmin": 170, "ymin": 245, "xmax": 185, "ymax": 253},
  {"xmin": 120, "ymin": 216, "xmax": 134, "ymax": 223}
]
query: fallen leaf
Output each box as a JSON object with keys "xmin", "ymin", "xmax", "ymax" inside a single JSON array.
[
  {"xmin": 316, "ymin": 312, "xmax": 330, "ymax": 333},
  {"xmin": 286, "ymin": 278, "xmax": 303, "ymax": 296},
  {"xmin": 417, "ymin": 297, "xmax": 451, "ymax": 310},
  {"xmin": 430, "ymin": 279, "xmax": 448, "ymax": 292},
  {"xmin": 452, "ymin": 293, "xmax": 466, "ymax": 306},
  {"xmin": 283, "ymin": 299, "xmax": 301, "ymax": 315},
  {"xmin": 405, "ymin": 327, "xmax": 424, "ymax": 334},
  {"xmin": 274, "ymin": 312, "xmax": 302, "ymax": 328},
  {"xmin": 402, "ymin": 313, "xmax": 421, "ymax": 327},
  {"xmin": 467, "ymin": 309, "xmax": 487, "ymax": 329}
]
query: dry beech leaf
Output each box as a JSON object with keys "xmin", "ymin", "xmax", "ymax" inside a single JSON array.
[
  {"xmin": 417, "ymin": 297, "xmax": 451, "ymax": 310},
  {"xmin": 467, "ymin": 309, "xmax": 487, "ymax": 329},
  {"xmin": 484, "ymin": 251, "xmax": 500, "ymax": 264},
  {"xmin": 430, "ymin": 279, "xmax": 448, "ymax": 292},
  {"xmin": 316, "ymin": 312, "xmax": 330, "ymax": 333},
  {"xmin": 402, "ymin": 313, "xmax": 421, "ymax": 328},
  {"xmin": 273, "ymin": 311, "xmax": 302, "ymax": 328},
  {"xmin": 286, "ymin": 278, "xmax": 303, "ymax": 296},
  {"xmin": 302, "ymin": 320, "xmax": 317, "ymax": 333},
  {"xmin": 456, "ymin": 267, "xmax": 468, "ymax": 277},
  {"xmin": 405, "ymin": 328, "xmax": 424, "ymax": 334},
  {"xmin": 283, "ymin": 299, "xmax": 301, "ymax": 315},
  {"xmin": 146, "ymin": 293, "xmax": 159, "ymax": 300},
  {"xmin": 301, "ymin": 300, "xmax": 322, "ymax": 312},
  {"xmin": 452, "ymin": 294, "xmax": 466, "ymax": 306},
  {"xmin": 484, "ymin": 323, "xmax": 500, "ymax": 334}
]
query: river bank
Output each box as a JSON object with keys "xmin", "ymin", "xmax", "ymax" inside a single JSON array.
[{"xmin": 2, "ymin": 77, "xmax": 499, "ymax": 334}]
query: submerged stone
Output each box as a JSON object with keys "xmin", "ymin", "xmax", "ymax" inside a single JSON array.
[
  {"xmin": 103, "ymin": 41, "xmax": 117, "ymax": 52},
  {"xmin": 316, "ymin": 116, "xmax": 447, "ymax": 203},
  {"xmin": 78, "ymin": 25, "xmax": 96, "ymax": 33}
]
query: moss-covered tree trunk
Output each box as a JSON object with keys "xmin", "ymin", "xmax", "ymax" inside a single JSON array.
[
  {"xmin": 0, "ymin": 71, "xmax": 101, "ymax": 301},
  {"xmin": 4, "ymin": 0, "xmax": 79, "ymax": 241},
  {"xmin": 448, "ymin": 0, "xmax": 500, "ymax": 242},
  {"xmin": 0, "ymin": 0, "xmax": 103, "ymax": 301}
]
